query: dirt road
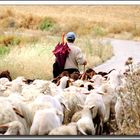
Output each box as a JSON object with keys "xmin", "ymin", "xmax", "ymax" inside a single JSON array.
[{"xmin": 94, "ymin": 38, "xmax": 140, "ymax": 72}]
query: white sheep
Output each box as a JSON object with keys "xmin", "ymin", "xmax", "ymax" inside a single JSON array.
[
  {"xmin": 31, "ymin": 94, "xmax": 69, "ymax": 123},
  {"xmin": 1, "ymin": 121, "xmax": 26, "ymax": 135},
  {"xmin": 7, "ymin": 76, "xmax": 27, "ymax": 94},
  {"xmin": 84, "ymin": 91, "xmax": 106, "ymax": 134},
  {"xmin": 71, "ymin": 110, "xmax": 82, "ymax": 122},
  {"xmin": 11, "ymin": 101, "xmax": 33, "ymax": 131},
  {"xmin": 76, "ymin": 106, "xmax": 96, "ymax": 135},
  {"xmin": 45, "ymin": 82, "xmax": 59, "ymax": 96},
  {"xmin": 72, "ymin": 79, "xmax": 85, "ymax": 87},
  {"xmin": 57, "ymin": 76, "xmax": 70, "ymax": 89},
  {"xmin": 90, "ymin": 74, "xmax": 106, "ymax": 88},
  {"xmin": 48, "ymin": 122, "xmax": 78, "ymax": 135},
  {"xmin": 60, "ymin": 91, "xmax": 85, "ymax": 124},
  {"xmin": 0, "ymin": 97, "xmax": 31, "ymax": 134},
  {"xmin": 0, "ymin": 78, "xmax": 10, "ymax": 85},
  {"xmin": 0, "ymin": 77, "xmax": 27, "ymax": 97},
  {"xmin": 7, "ymin": 93, "xmax": 26, "ymax": 103},
  {"xmin": 20, "ymin": 84, "xmax": 44, "ymax": 102},
  {"xmin": 95, "ymin": 83, "xmax": 117, "ymax": 123},
  {"xmin": 0, "ymin": 98, "xmax": 20, "ymax": 124},
  {"xmin": 64, "ymin": 85, "xmax": 90, "ymax": 95},
  {"xmin": 30, "ymin": 108, "xmax": 62, "ymax": 135},
  {"xmin": 107, "ymin": 70, "xmax": 125, "ymax": 90}
]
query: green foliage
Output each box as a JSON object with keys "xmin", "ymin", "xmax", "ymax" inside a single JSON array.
[
  {"xmin": 11, "ymin": 37, "xmax": 21, "ymax": 46},
  {"xmin": 0, "ymin": 46, "xmax": 10, "ymax": 56},
  {"xmin": 38, "ymin": 17, "xmax": 56, "ymax": 31}
]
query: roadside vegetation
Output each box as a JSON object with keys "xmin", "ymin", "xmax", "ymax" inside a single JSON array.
[{"xmin": 115, "ymin": 58, "xmax": 140, "ymax": 135}]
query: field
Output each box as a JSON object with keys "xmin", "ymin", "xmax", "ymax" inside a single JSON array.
[
  {"xmin": 0, "ymin": 5, "xmax": 140, "ymax": 80},
  {"xmin": 0, "ymin": 5, "xmax": 140, "ymax": 39}
]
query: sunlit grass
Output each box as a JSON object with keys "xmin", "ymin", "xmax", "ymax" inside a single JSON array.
[
  {"xmin": 0, "ymin": 43, "xmax": 55, "ymax": 80},
  {"xmin": 0, "ymin": 36, "xmax": 113, "ymax": 80},
  {"xmin": 0, "ymin": 6, "xmax": 140, "ymax": 39}
]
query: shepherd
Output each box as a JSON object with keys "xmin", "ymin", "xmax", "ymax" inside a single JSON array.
[{"xmin": 53, "ymin": 32, "xmax": 87, "ymax": 78}]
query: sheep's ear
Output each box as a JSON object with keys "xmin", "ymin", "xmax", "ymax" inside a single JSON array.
[
  {"xmin": 89, "ymin": 105, "xmax": 95, "ymax": 110},
  {"xmin": 66, "ymin": 80, "xmax": 70, "ymax": 88},
  {"xmin": 77, "ymin": 126, "xmax": 87, "ymax": 135},
  {"xmin": 13, "ymin": 107, "xmax": 24, "ymax": 118},
  {"xmin": 77, "ymin": 104, "xmax": 84, "ymax": 110},
  {"xmin": 56, "ymin": 80, "xmax": 60, "ymax": 86},
  {"xmin": 66, "ymin": 79, "xmax": 73, "ymax": 88},
  {"xmin": 61, "ymin": 102, "xmax": 70, "ymax": 111}
]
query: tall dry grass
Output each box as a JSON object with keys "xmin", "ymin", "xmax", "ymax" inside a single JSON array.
[
  {"xmin": 0, "ymin": 36, "xmax": 113, "ymax": 80},
  {"xmin": 77, "ymin": 36, "xmax": 113, "ymax": 69},
  {"xmin": 116, "ymin": 59, "xmax": 140, "ymax": 135},
  {"xmin": 0, "ymin": 43, "xmax": 54, "ymax": 80},
  {"xmin": 0, "ymin": 6, "xmax": 140, "ymax": 39}
]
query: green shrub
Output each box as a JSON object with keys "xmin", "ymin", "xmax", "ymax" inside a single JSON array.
[
  {"xmin": 38, "ymin": 17, "xmax": 56, "ymax": 31},
  {"xmin": 0, "ymin": 46, "xmax": 10, "ymax": 56}
]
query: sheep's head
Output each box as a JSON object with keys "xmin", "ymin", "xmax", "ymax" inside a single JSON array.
[
  {"xmin": 0, "ymin": 121, "xmax": 25, "ymax": 135},
  {"xmin": 77, "ymin": 104, "xmax": 95, "ymax": 112},
  {"xmin": 57, "ymin": 76, "xmax": 72, "ymax": 89},
  {"xmin": 4, "ymin": 121, "xmax": 25, "ymax": 135}
]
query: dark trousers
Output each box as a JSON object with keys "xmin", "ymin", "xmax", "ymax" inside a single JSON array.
[
  {"xmin": 53, "ymin": 61, "xmax": 63, "ymax": 78},
  {"xmin": 53, "ymin": 61, "xmax": 79, "ymax": 78},
  {"xmin": 63, "ymin": 68, "xmax": 79, "ymax": 75}
]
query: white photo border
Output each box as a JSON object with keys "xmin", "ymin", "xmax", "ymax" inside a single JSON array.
[{"xmin": 0, "ymin": 1, "xmax": 140, "ymax": 139}]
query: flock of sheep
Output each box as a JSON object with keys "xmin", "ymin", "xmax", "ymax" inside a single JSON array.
[{"xmin": 0, "ymin": 58, "xmax": 139, "ymax": 135}]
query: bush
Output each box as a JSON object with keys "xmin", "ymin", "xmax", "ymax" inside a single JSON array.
[
  {"xmin": 19, "ymin": 14, "xmax": 41, "ymax": 29},
  {"xmin": 38, "ymin": 17, "xmax": 56, "ymax": 31},
  {"xmin": 0, "ymin": 46, "xmax": 10, "ymax": 56},
  {"xmin": 116, "ymin": 58, "xmax": 140, "ymax": 135},
  {"xmin": 0, "ymin": 36, "xmax": 20, "ymax": 47}
]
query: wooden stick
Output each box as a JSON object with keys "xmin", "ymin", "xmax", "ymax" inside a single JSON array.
[
  {"xmin": 83, "ymin": 64, "xmax": 86, "ymax": 73},
  {"xmin": 62, "ymin": 32, "xmax": 65, "ymax": 44}
]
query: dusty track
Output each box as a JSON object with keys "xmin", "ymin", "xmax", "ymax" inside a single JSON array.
[{"xmin": 94, "ymin": 38, "xmax": 140, "ymax": 72}]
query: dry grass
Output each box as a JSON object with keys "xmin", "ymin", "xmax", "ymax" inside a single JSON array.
[
  {"xmin": 0, "ymin": 43, "xmax": 54, "ymax": 80},
  {"xmin": 0, "ymin": 36, "xmax": 112, "ymax": 80},
  {"xmin": 115, "ymin": 59, "xmax": 140, "ymax": 135},
  {"xmin": 77, "ymin": 37, "xmax": 113, "ymax": 69},
  {"xmin": 0, "ymin": 34, "xmax": 39, "ymax": 47},
  {"xmin": 0, "ymin": 6, "xmax": 140, "ymax": 39}
]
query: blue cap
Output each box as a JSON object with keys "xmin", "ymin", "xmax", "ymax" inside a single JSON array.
[{"xmin": 66, "ymin": 32, "xmax": 76, "ymax": 40}]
